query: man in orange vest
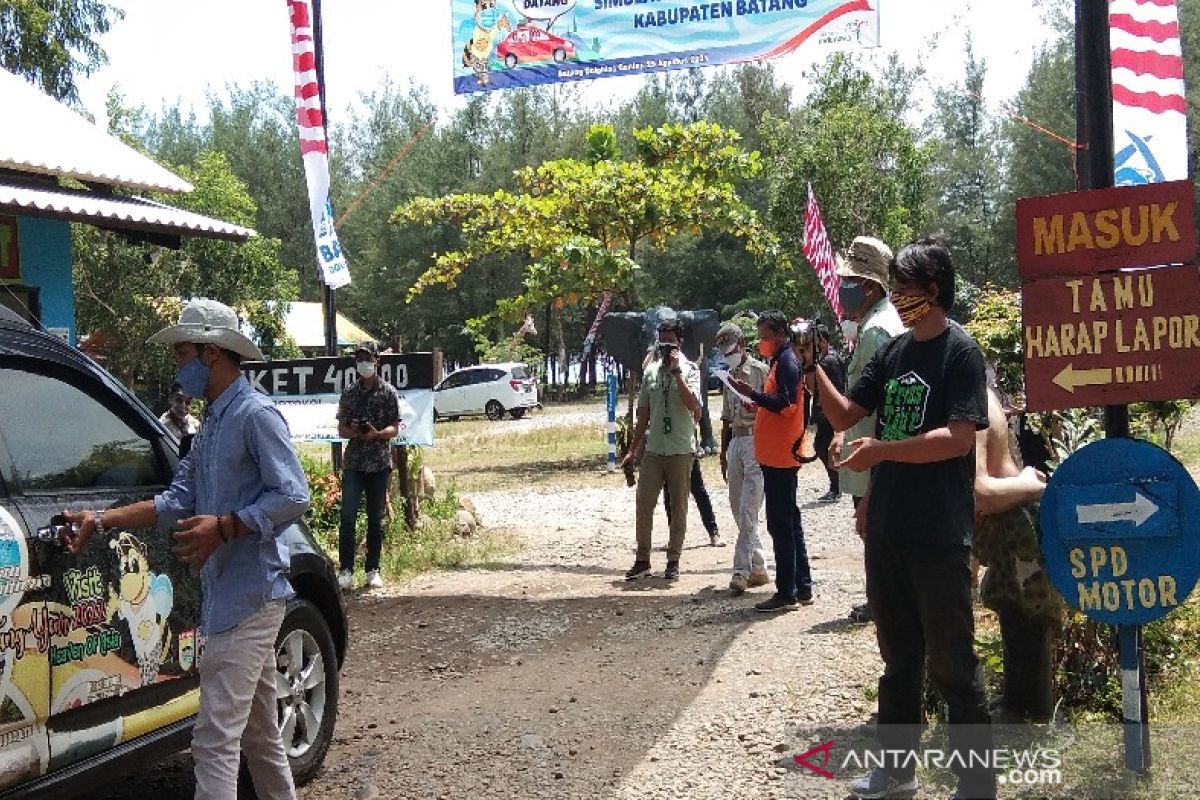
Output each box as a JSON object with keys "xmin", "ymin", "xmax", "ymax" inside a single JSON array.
[{"xmin": 729, "ymin": 310, "xmax": 812, "ymax": 611}]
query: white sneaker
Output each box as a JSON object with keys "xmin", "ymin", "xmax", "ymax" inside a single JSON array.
[
  {"xmin": 366, "ymin": 569, "xmax": 384, "ymax": 589},
  {"xmin": 338, "ymin": 570, "xmax": 353, "ymax": 591}
]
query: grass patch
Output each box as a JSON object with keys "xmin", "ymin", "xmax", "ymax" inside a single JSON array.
[
  {"xmin": 424, "ymin": 422, "xmax": 609, "ymax": 493},
  {"xmin": 299, "ymin": 453, "xmax": 516, "ymax": 582}
]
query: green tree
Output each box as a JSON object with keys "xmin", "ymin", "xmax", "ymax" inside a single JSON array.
[
  {"xmin": 762, "ymin": 54, "xmax": 932, "ymax": 315},
  {"xmin": 395, "ymin": 121, "xmax": 785, "ymax": 325},
  {"xmin": 928, "ymin": 38, "xmax": 1008, "ymax": 287},
  {"xmin": 74, "ymin": 151, "xmax": 298, "ymax": 396},
  {"xmin": 0, "ymin": 0, "xmax": 122, "ymax": 103}
]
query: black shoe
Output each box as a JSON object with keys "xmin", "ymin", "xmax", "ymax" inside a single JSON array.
[
  {"xmin": 709, "ymin": 531, "xmax": 726, "ymax": 547},
  {"xmin": 818, "ymin": 490, "xmax": 841, "ymax": 503},
  {"xmin": 849, "ymin": 768, "xmax": 918, "ymax": 799},
  {"xmin": 754, "ymin": 594, "xmax": 799, "ymax": 613},
  {"xmin": 625, "ymin": 560, "xmax": 651, "ymax": 581},
  {"xmin": 850, "ymin": 602, "xmax": 874, "ymax": 623},
  {"xmin": 798, "ymin": 591, "xmax": 814, "ymax": 606},
  {"xmin": 663, "ymin": 561, "xmax": 680, "ymax": 580}
]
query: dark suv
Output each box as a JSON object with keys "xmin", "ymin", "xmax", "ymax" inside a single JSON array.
[{"xmin": 0, "ymin": 309, "xmax": 346, "ymax": 799}]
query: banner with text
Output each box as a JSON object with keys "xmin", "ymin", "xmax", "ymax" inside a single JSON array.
[
  {"xmin": 452, "ymin": 0, "xmax": 879, "ymax": 94},
  {"xmin": 242, "ymin": 354, "xmax": 436, "ymax": 445}
]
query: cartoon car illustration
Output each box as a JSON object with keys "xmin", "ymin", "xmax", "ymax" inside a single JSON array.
[{"xmin": 497, "ymin": 25, "xmax": 576, "ymax": 68}]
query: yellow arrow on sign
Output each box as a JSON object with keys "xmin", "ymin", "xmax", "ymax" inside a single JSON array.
[{"xmin": 1053, "ymin": 363, "xmax": 1114, "ymax": 393}]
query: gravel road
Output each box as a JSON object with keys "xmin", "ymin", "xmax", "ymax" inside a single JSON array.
[{"xmin": 98, "ymin": 460, "xmax": 883, "ymax": 800}]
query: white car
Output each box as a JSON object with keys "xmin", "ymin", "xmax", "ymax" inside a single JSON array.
[{"xmin": 434, "ymin": 362, "xmax": 539, "ymax": 421}]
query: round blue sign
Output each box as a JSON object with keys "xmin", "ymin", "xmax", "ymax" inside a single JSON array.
[{"xmin": 1040, "ymin": 438, "xmax": 1200, "ymax": 625}]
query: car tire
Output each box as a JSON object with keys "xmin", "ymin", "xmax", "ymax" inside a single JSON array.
[
  {"xmin": 485, "ymin": 400, "xmax": 505, "ymax": 421},
  {"xmin": 505, "ymin": 53, "xmax": 517, "ymax": 69},
  {"xmin": 509, "ymin": 408, "xmax": 527, "ymax": 420},
  {"xmin": 553, "ymin": 48, "xmax": 566, "ymax": 62},
  {"xmin": 433, "ymin": 408, "xmax": 440, "ymax": 422},
  {"xmin": 274, "ymin": 598, "xmax": 339, "ymax": 785}
]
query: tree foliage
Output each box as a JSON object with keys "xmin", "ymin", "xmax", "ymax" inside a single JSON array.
[
  {"xmin": 0, "ymin": 0, "xmax": 122, "ymax": 103},
  {"xmin": 395, "ymin": 121, "xmax": 785, "ymax": 324},
  {"xmin": 763, "ymin": 54, "xmax": 933, "ymax": 316},
  {"xmin": 74, "ymin": 151, "xmax": 298, "ymax": 398}
]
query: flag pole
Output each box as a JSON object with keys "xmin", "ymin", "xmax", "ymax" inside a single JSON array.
[{"xmin": 313, "ymin": 0, "xmax": 337, "ymax": 358}]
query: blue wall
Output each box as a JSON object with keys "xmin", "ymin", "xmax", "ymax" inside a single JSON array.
[{"xmin": 15, "ymin": 216, "xmax": 74, "ymax": 344}]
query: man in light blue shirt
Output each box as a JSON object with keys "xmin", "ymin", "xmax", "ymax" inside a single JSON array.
[{"xmin": 66, "ymin": 299, "xmax": 309, "ymax": 800}]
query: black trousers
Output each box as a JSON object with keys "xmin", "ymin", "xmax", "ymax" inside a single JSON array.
[
  {"xmin": 663, "ymin": 457, "xmax": 718, "ymax": 535},
  {"xmin": 813, "ymin": 415, "xmax": 838, "ymax": 493},
  {"xmin": 866, "ymin": 535, "xmax": 996, "ymax": 798},
  {"xmin": 762, "ymin": 465, "xmax": 812, "ymax": 600},
  {"xmin": 998, "ymin": 604, "xmax": 1056, "ymax": 722}
]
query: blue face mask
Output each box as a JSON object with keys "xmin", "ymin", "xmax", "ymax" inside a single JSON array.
[
  {"xmin": 176, "ymin": 356, "xmax": 210, "ymax": 400},
  {"xmin": 838, "ymin": 280, "xmax": 868, "ymax": 316},
  {"xmin": 479, "ymin": 7, "xmax": 498, "ymax": 27}
]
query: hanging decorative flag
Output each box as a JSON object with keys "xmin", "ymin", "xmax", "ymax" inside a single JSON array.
[
  {"xmin": 288, "ymin": 0, "xmax": 351, "ymax": 289},
  {"xmin": 802, "ymin": 183, "xmax": 843, "ymax": 320},
  {"xmin": 451, "ymin": 0, "xmax": 880, "ymax": 94},
  {"xmin": 1110, "ymin": 0, "xmax": 1188, "ymax": 185},
  {"xmin": 581, "ymin": 291, "xmax": 614, "ymax": 361}
]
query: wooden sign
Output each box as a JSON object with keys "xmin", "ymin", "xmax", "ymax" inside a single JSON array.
[
  {"xmin": 1022, "ymin": 264, "xmax": 1200, "ymax": 412},
  {"xmin": 1016, "ymin": 180, "xmax": 1196, "ymax": 281}
]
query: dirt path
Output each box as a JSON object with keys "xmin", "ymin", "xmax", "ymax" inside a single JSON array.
[
  {"xmin": 102, "ymin": 461, "xmax": 883, "ymax": 800},
  {"xmin": 305, "ymin": 461, "xmax": 880, "ymax": 800}
]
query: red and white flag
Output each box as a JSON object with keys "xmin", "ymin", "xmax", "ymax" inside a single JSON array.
[
  {"xmin": 288, "ymin": 0, "xmax": 350, "ymax": 288},
  {"xmin": 802, "ymin": 183, "xmax": 842, "ymax": 320},
  {"xmin": 1110, "ymin": 0, "xmax": 1188, "ymax": 184}
]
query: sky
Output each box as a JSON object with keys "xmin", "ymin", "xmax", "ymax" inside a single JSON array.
[{"xmin": 77, "ymin": 1, "xmax": 1062, "ymax": 129}]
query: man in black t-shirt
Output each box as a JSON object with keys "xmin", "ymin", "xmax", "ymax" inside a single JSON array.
[{"xmin": 816, "ymin": 239, "xmax": 996, "ymax": 800}]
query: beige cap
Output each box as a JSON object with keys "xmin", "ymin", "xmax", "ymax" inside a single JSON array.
[
  {"xmin": 837, "ymin": 236, "xmax": 893, "ymax": 288},
  {"xmin": 715, "ymin": 322, "xmax": 744, "ymax": 346}
]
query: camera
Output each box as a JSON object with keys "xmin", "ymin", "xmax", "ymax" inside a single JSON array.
[{"xmin": 657, "ymin": 342, "xmax": 679, "ymax": 359}]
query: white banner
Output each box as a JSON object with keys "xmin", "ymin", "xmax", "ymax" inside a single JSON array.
[
  {"xmin": 274, "ymin": 389, "xmax": 434, "ymax": 446},
  {"xmin": 288, "ymin": 0, "xmax": 351, "ymax": 288},
  {"xmin": 1110, "ymin": 0, "xmax": 1189, "ymax": 184}
]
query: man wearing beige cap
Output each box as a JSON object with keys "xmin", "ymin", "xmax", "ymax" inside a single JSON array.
[
  {"xmin": 832, "ymin": 236, "xmax": 904, "ymax": 623},
  {"xmin": 715, "ymin": 322, "xmax": 771, "ymax": 594}
]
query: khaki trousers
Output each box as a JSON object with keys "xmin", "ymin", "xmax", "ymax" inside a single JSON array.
[
  {"xmin": 636, "ymin": 452, "xmax": 693, "ymax": 561},
  {"xmin": 193, "ymin": 600, "xmax": 296, "ymax": 800}
]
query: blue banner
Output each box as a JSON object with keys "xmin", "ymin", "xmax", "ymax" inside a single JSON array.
[{"xmin": 452, "ymin": 0, "xmax": 879, "ymax": 94}]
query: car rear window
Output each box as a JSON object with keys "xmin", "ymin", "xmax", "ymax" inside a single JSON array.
[{"xmin": 510, "ymin": 366, "xmax": 529, "ymax": 380}]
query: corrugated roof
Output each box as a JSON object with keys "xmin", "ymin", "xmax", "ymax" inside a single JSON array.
[
  {"xmin": 0, "ymin": 69, "xmax": 193, "ymax": 194},
  {"xmin": 0, "ymin": 181, "xmax": 255, "ymax": 242},
  {"xmin": 285, "ymin": 302, "xmax": 377, "ymax": 349}
]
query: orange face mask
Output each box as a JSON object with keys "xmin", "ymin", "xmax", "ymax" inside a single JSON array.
[{"xmin": 757, "ymin": 340, "xmax": 775, "ymax": 358}]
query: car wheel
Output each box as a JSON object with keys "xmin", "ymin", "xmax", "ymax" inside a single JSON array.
[
  {"xmin": 275, "ymin": 598, "xmax": 339, "ymax": 785},
  {"xmin": 485, "ymin": 400, "xmax": 505, "ymax": 420},
  {"xmin": 553, "ymin": 48, "xmax": 566, "ymax": 62},
  {"xmin": 509, "ymin": 408, "xmax": 527, "ymax": 420},
  {"xmin": 433, "ymin": 408, "xmax": 440, "ymax": 422},
  {"xmin": 505, "ymin": 53, "xmax": 517, "ymax": 69}
]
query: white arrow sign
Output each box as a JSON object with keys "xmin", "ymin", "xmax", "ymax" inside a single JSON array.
[{"xmin": 1076, "ymin": 491, "xmax": 1160, "ymax": 527}]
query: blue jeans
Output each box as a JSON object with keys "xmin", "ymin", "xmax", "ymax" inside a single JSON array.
[
  {"xmin": 761, "ymin": 465, "xmax": 812, "ymax": 600},
  {"xmin": 339, "ymin": 468, "xmax": 390, "ymax": 572}
]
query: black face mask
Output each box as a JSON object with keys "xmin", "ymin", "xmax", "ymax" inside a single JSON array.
[{"xmin": 838, "ymin": 280, "xmax": 868, "ymax": 314}]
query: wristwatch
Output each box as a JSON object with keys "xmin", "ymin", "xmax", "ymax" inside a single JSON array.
[{"xmin": 95, "ymin": 510, "xmax": 106, "ymax": 538}]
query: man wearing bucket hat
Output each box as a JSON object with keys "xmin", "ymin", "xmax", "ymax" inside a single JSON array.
[
  {"xmin": 65, "ymin": 298, "xmax": 309, "ymax": 800},
  {"xmin": 832, "ymin": 237, "xmax": 904, "ymax": 624},
  {"xmin": 714, "ymin": 321, "xmax": 771, "ymax": 594}
]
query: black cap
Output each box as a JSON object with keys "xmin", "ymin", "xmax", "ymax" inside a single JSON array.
[{"xmin": 354, "ymin": 341, "xmax": 378, "ymax": 357}]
